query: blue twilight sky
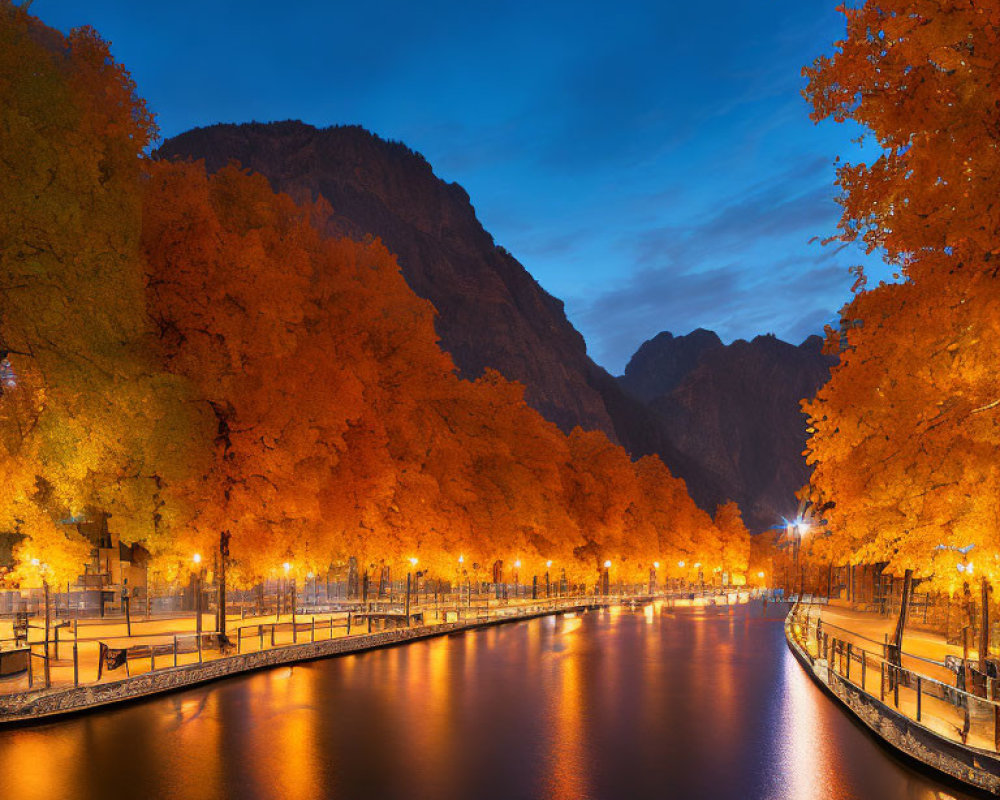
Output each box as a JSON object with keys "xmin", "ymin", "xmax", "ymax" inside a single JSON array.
[{"xmin": 35, "ymin": 0, "xmax": 886, "ymax": 374}]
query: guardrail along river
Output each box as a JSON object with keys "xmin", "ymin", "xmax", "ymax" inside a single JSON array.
[{"xmin": 0, "ymin": 600, "xmax": 977, "ymax": 800}]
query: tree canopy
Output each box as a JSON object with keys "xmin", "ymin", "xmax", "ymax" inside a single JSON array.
[
  {"xmin": 803, "ymin": 0, "xmax": 1000, "ymax": 591},
  {"xmin": 0, "ymin": 3, "xmax": 750, "ymax": 590}
]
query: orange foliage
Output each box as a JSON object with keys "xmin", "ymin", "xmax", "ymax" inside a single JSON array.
[
  {"xmin": 2, "ymin": 5, "xmax": 743, "ymax": 590},
  {"xmin": 803, "ymin": 1, "xmax": 1000, "ymax": 589}
]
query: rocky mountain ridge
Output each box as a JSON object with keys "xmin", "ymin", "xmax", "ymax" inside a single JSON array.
[
  {"xmin": 157, "ymin": 121, "xmax": 834, "ymax": 532},
  {"xmin": 619, "ymin": 330, "xmax": 836, "ymax": 532}
]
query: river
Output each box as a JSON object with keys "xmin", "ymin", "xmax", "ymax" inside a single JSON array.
[{"xmin": 0, "ymin": 600, "xmax": 978, "ymax": 800}]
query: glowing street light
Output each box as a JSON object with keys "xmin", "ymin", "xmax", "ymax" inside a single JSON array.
[
  {"xmin": 282, "ymin": 561, "xmax": 291, "ymax": 574},
  {"xmin": 546, "ymin": 560, "xmax": 553, "ymax": 569},
  {"xmin": 409, "ymin": 557, "xmax": 419, "ymax": 567},
  {"xmin": 678, "ymin": 560, "xmax": 685, "ymax": 568},
  {"xmin": 458, "ymin": 554, "xmax": 464, "ymax": 564},
  {"xmin": 192, "ymin": 553, "xmax": 202, "ymax": 565},
  {"xmin": 603, "ymin": 560, "xmax": 612, "ymax": 569},
  {"xmin": 653, "ymin": 562, "xmax": 660, "ymax": 570}
]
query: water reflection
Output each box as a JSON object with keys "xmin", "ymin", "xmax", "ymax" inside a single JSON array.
[{"xmin": 0, "ymin": 602, "xmax": 980, "ymax": 800}]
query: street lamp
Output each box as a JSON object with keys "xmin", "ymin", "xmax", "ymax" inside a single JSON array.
[
  {"xmin": 545, "ymin": 560, "xmax": 552, "ymax": 598},
  {"xmin": 31, "ymin": 558, "xmax": 52, "ymax": 687},
  {"xmin": 601, "ymin": 560, "xmax": 612, "ymax": 596},
  {"xmin": 787, "ymin": 518, "xmax": 809, "ymax": 598}
]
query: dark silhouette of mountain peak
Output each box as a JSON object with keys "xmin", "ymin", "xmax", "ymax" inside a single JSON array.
[
  {"xmin": 157, "ymin": 121, "xmax": 621, "ymax": 438},
  {"xmin": 620, "ymin": 329, "xmax": 836, "ymax": 531},
  {"xmin": 619, "ymin": 328, "xmax": 723, "ymax": 403},
  {"xmin": 158, "ymin": 120, "xmax": 831, "ymax": 533}
]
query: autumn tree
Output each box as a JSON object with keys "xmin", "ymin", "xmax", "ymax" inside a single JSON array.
[
  {"xmin": 0, "ymin": 5, "xmax": 205, "ymax": 588},
  {"xmin": 712, "ymin": 502, "xmax": 751, "ymax": 582},
  {"xmin": 3, "ymin": 2, "xmax": 734, "ymax": 606},
  {"xmin": 804, "ymin": 1, "xmax": 1000, "ymax": 656}
]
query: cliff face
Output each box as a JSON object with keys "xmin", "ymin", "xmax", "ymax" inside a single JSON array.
[
  {"xmin": 156, "ymin": 121, "xmax": 619, "ymax": 438},
  {"xmin": 619, "ymin": 332, "xmax": 836, "ymax": 532},
  {"xmin": 157, "ymin": 121, "xmax": 826, "ymax": 532},
  {"xmin": 619, "ymin": 329, "xmax": 723, "ymax": 403}
]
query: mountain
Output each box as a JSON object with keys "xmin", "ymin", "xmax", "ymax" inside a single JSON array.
[
  {"xmin": 157, "ymin": 121, "xmax": 830, "ymax": 533},
  {"xmin": 619, "ymin": 332, "xmax": 837, "ymax": 532},
  {"xmin": 155, "ymin": 122, "xmax": 718, "ymax": 481},
  {"xmin": 157, "ymin": 121, "xmax": 622, "ymax": 437},
  {"xmin": 619, "ymin": 329, "xmax": 723, "ymax": 403}
]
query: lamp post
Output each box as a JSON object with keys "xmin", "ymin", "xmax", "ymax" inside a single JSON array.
[
  {"xmin": 545, "ymin": 560, "xmax": 552, "ymax": 598},
  {"xmin": 650, "ymin": 562, "xmax": 659, "ymax": 595},
  {"xmin": 31, "ymin": 558, "xmax": 51, "ymax": 688},
  {"xmin": 514, "ymin": 559, "xmax": 521, "ymax": 600},
  {"xmin": 602, "ymin": 560, "xmax": 611, "ymax": 597}
]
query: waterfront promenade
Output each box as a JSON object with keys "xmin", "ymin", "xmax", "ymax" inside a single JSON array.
[
  {"xmin": 0, "ymin": 590, "xmax": 747, "ymax": 724},
  {"xmin": 786, "ymin": 600, "xmax": 1000, "ymax": 795}
]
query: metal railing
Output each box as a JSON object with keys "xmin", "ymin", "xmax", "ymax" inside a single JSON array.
[
  {"xmin": 1, "ymin": 590, "xmax": 698, "ymax": 699},
  {"xmin": 788, "ymin": 603, "xmax": 1000, "ymax": 752}
]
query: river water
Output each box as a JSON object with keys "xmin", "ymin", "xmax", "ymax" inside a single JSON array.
[{"xmin": 0, "ymin": 601, "xmax": 978, "ymax": 800}]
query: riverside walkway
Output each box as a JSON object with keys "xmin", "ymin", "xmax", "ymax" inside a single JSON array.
[
  {"xmin": 0, "ymin": 589, "xmax": 750, "ymax": 724},
  {"xmin": 786, "ymin": 600, "xmax": 1000, "ymax": 795}
]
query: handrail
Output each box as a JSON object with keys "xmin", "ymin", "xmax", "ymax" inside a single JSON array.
[
  {"xmin": 789, "ymin": 606, "xmax": 1000, "ymax": 711},
  {"xmin": 814, "ymin": 617, "xmax": 949, "ymax": 669}
]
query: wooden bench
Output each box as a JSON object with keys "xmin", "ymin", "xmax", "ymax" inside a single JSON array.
[{"xmin": 349, "ymin": 611, "xmax": 423, "ymax": 630}]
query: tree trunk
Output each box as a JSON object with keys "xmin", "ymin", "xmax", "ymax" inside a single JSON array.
[
  {"xmin": 218, "ymin": 531, "xmax": 230, "ymax": 640},
  {"xmin": 980, "ymin": 576, "xmax": 990, "ymax": 674},
  {"xmin": 43, "ymin": 580, "xmax": 51, "ymax": 687},
  {"xmin": 890, "ymin": 569, "xmax": 913, "ymax": 667}
]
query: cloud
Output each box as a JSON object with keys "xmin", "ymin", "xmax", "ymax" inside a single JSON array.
[{"xmin": 573, "ymin": 161, "xmax": 875, "ymax": 372}]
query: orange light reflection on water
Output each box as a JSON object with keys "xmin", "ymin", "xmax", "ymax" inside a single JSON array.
[
  {"xmin": 543, "ymin": 612, "xmax": 590, "ymax": 800},
  {"xmin": 772, "ymin": 649, "xmax": 851, "ymax": 800}
]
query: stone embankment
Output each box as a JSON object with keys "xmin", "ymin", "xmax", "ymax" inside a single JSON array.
[
  {"xmin": 785, "ymin": 606, "xmax": 1000, "ymax": 796},
  {"xmin": 0, "ymin": 600, "xmax": 614, "ymax": 725}
]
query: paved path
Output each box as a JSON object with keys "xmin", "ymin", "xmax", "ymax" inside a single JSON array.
[
  {"xmin": 792, "ymin": 602, "xmax": 999, "ymax": 753},
  {"xmin": 2, "ymin": 592, "xmax": 688, "ymax": 698}
]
